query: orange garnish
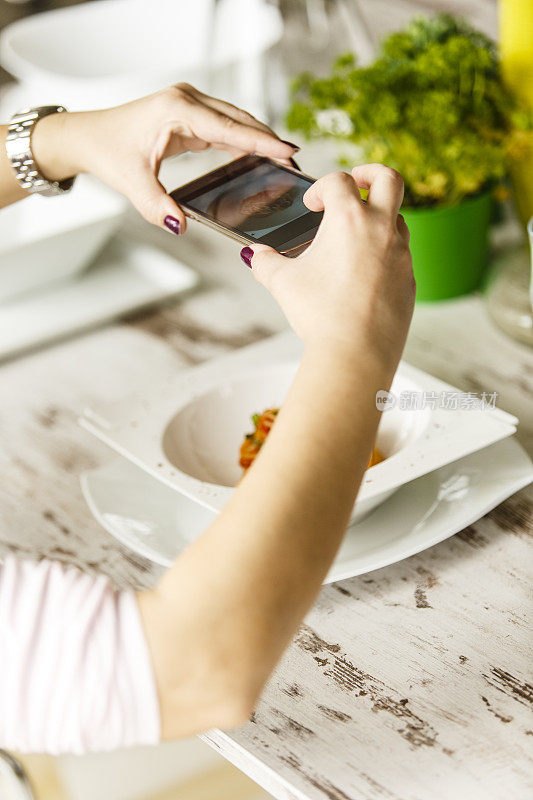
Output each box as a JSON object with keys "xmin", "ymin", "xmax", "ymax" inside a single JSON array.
[
  {"xmin": 240, "ymin": 408, "xmax": 385, "ymax": 473},
  {"xmin": 239, "ymin": 408, "xmax": 279, "ymax": 470}
]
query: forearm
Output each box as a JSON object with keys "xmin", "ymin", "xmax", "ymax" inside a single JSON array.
[{"xmin": 139, "ymin": 338, "xmax": 393, "ymax": 738}]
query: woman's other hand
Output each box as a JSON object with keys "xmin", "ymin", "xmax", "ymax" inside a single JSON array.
[
  {"xmin": 30, "ymin": 84, "xmax": 298, "ymax": 233},
  {"xmin": 243, "ymin": 164, "xmax": 415, "ymax": 373}
]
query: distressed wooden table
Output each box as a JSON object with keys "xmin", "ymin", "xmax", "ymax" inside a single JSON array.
[{"xmin": 0, "ymin": 206, "xmax": 532, "ymax": 800}]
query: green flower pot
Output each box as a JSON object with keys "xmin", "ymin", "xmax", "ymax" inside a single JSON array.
[{"xmin": 402, "ymin": 192, "xmax": 493, "ymax": 302}]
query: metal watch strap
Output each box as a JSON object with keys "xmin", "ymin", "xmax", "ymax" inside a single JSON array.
[{"xmin": 5, "ymin": 106, "xmax": 75, "ymax": 197}]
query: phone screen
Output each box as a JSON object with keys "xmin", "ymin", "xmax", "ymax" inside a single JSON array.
[{"xmin": 171, "ymin": 157, "xmax": 323, "ymax": 252}]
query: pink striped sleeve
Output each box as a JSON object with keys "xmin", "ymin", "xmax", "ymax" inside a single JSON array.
[{"xmin": 0, "ymin": 556, "xmax": 160, "ymax": 754}]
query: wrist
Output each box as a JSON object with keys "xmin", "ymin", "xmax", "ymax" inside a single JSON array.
[
  {"xmin": 303, "ymin": 334, "xmax": 399, "ymax": 386},
  {"xmin": 30, "ymin": 110, "xmax": 87, "ymax": 182}
]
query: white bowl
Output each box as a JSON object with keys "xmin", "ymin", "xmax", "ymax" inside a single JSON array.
[
  {"xmin": 80, "ymin": 332, "xmax": 518, "ymax": 528},
  {"xmin": 162, "ymin": 363, "xmax": 431, "ymax": 522},
  {"xmin": 0, "ymin": 176, "xmax": 126, "ymax": 303},
  {"xmin": 0, "ymin": 0, "xmax": 282, "ymax": 115}
]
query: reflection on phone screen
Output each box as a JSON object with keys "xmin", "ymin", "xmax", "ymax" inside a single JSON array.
[{"xmin": 186, "ymin": 162, "xmax": 315, "ymax": 241}]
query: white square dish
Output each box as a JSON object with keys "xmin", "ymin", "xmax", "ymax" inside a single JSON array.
[
  {"xmin": 0, "ymin": 237, "xmax": 198, "ymax": 361},
  {"xmin": 0, "ymin": 175, "xmax": 126, "ymax": 303},
  {"xmin": 80, "ymin": 332, "xmax": 518, "ymax": 522}
]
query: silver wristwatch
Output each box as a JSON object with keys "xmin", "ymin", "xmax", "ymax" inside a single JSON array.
[{"xmin": 5, "ymin": 105, "xmax": 75, "ymax": 197}]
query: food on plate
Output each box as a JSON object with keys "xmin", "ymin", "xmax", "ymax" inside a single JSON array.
[
  {"xmin": 239, "ymin": 408, "xmax": 279, "ymax": 470},
  {"xmin": 367, "ymin": 444, "xmax": 384, "ymax": 468},
  {"xmin": 239, "ymin": 408, "xmax": 384, "ymax": 472}
]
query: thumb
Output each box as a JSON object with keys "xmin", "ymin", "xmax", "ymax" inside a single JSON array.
[
  {"xmin": 128, "ymin": 169, "xmax": 187, "ymax": 234},
  {"xmin": 240, "ymin": 244, "xmax": 286, "ymax": 289}
]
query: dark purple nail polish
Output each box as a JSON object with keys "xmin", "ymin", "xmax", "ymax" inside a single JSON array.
[
  {"xmin": 281, "ymin": 140, "xmax": 300, "ymax": 151},
  {"xmin": 240, "ymin": 246, "xmax": 254, "ymax": 268},
  {"xmin": 164, "ymin": 215, "xmax": 181, "ymax": 235},
  {"xmin": 289, "ymin": 157, "xmax": 301, "ymax": 171}
]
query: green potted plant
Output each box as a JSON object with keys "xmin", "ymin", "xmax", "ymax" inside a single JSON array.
[{"xmin": 286, "ymin": 14, "xmax": 532, "ymax": 301}]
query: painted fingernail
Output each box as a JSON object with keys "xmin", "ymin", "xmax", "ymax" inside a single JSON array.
[
  {"xmin": 281, "ymin": 140, "xmax": 300, "ymax": 151},
  {"xmin": 240, "ymin": 246, "xmax": 254, "ymax": 268},
  {"xmin": 289, "ymin": 157, "xmax": 301, "ymax": 170},
  {"xmin": 164, "ymin": 215, "xmax": 181, "ymax": 235}
]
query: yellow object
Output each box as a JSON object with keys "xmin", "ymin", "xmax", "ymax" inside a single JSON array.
[{"xmin": 500, "ymin": 0, "xmax": 533, "ymax": 224}]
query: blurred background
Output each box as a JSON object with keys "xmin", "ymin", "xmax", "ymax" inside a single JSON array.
[
  {"xmin": 1, "ymin": 0, "xmax": 531, "ymax": 348},
  {"xmin": 0, "ymin": 1, "xmax": 500, "ymax": 120},
  {"xmin": 0, "ymin": 1, "xmax": 531, "ymax": 799}
]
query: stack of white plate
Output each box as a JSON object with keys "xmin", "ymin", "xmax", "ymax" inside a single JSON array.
[
  {"xmin": 0, "ymin": 174, "xmax": 199, "ymax": 361},
  {"xmin": 0, "ymin": 0, "xmax": 282, "ymax": 359}
]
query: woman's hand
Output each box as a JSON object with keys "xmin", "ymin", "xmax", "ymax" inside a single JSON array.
[
  {"xmin": 243, "ymin": 164, "xmax": 415, "ymax": 373},
  {"xmin": 29, "ymin": 83, "xmax": 298, "ymax": 233}
]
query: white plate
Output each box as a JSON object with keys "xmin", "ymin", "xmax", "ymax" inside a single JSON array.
[
  {"xmin": 0, "ymin": 237, "xmax": 197, "ymax": 361},
  {"xmin": 81, "ymin": 437, "xmax": 533, "ymax": 582},
  {"xmin": 160, "ymin": 362, "xmax": 433, "ymax": 522},
  {"xmin": 80, "ymin": 332, "xmax": 517, "ymax": 522}
]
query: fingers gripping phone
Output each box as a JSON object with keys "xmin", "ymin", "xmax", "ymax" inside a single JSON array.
[{"xmin": 170, "ymin": 155, "xmax": 323, "ymax": 257}]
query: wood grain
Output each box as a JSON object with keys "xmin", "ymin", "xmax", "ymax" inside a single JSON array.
[{"xmin": 0, "ymin": 207, "xmax": 531, "ymax": 799}]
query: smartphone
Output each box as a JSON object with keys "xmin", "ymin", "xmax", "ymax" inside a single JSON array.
[{"xmin": 170, "ymin": 155, "xmax": 322, "ymax": 256}]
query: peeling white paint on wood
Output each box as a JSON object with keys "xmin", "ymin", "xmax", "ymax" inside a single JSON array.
[{"xmin": 0, "ymin": 215, "xmax": 531, "ymax": 799}]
